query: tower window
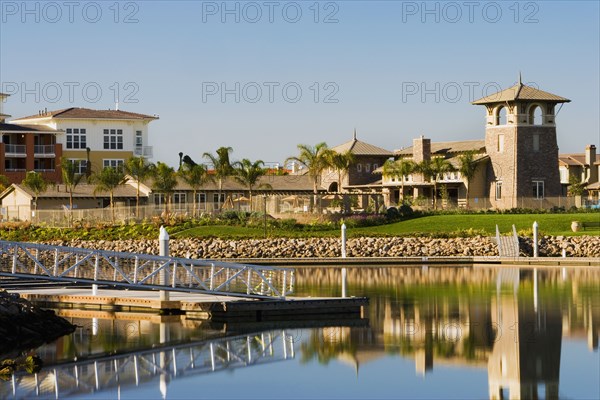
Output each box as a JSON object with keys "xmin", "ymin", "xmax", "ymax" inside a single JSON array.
[
  {"xmin": 356, "ymin": 163, "xmax": 362, "ymax": 172},
  {"xmin": 497, "ymin": 134, "xmax": 505, "ymax": 153},
  {"xmin": 495, "ymin": 181, "xmax": 502, "ymax": 200},
  {"xmin": 529, "ymin": 105, "xmax": 543, "ymax": 125},
  {"xmin": 533, "ymin": 134, "xmax": 540, "ymax": 152},
  {"xmin": 533, "ymin": 181, "xmax": 544, "ymax": 199},
  {"xmin": 496, "ymin": 106, "xmax": 507, "ymax": 125}
]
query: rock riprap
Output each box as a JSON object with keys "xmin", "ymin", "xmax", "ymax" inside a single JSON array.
[{"xmin": 43, "ymin": 235, "xmax": 600, "ymax": 258}]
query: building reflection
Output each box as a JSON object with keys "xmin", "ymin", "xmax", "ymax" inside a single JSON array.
[{"xmin": 299, "ymin": 266, "xmax": 599, "ymax": 399}]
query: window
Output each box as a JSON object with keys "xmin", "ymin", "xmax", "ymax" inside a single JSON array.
[
  {"xmin": 213, "ymin": 193, "xmax": 225, "ymax": 206},
  {"xmin": 365, "ymin": 164, "xmax": 371, "ymax": 172},
  {"xmin": 533, "ymin": 181, "xmax": 544, "ymax": 199},
  {"xmin": 495, "ymin": 181, "xmax": 502, "ymax": 200},
  {"xmin": 373, "ymin": 163, "xmax": 378, "ymax": 171},
  {"xmin": 68, "ymin": 159, "xmax": 87, "ymax": 174},
  {"xmin": 135, "ymin": 130, "xmax": 143, "ymax": 147},
  {"xmin": 559, "ymin": 168, "xmax": 569, "ymax": 183},
  {"xmin": 173, "ymin": 192, "xmax": 186, "ymax": 210},
  {"xmin": 66, "ymin": 128, "xmax": 87, "ymax": 149},
  {"xmin": 103, "ymin": 129, "xmax": 124, "ymax": 150},
  {"xmin": 356, "ymin": 164, "xmax": 362, "ymax": 172},
  {"xmin": 154, "ymin": 193, "xmax": 166, "ymax": 207},
  {"xmin": 497, "ymin": 134, "xmax": 504, "ymax": 153},
  {"xmin": 103, "ymin": 159, "xmax": 124, "ymax": 170},
  {"xmin": 196, "ymin": 193, "xmax": 207, "ymax": 209},
  {"xmin": 533, "ymin": 134, "xmax": 540, "ymax": 152}
]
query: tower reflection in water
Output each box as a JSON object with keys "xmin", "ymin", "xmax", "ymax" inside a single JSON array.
[{"xmin": 298, "ymin": 266, "xmax": 598, "ymax": 400}]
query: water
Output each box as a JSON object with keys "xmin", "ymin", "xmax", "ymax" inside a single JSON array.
[{"xmin": 2, "ymin": 265, "xmax": 598, "ymax": 399}]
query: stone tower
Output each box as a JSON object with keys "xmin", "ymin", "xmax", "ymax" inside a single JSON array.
[{"xmin": 472, "ymin": 77, "xmax": 570, "ymax": 208}]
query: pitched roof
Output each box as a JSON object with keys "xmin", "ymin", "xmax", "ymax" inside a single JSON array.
[
  {"xmin": 0, "ymin": 123, "xmax": 60, "ymax": 133},
  {"xmin": 395, "ymin": 139, "xmax": 486, "ymax": 156},
  {"xmin": 10, "ymin": 183, "xmax": 139, "ymax": 199},
  {"xmin": 331, "ymin": 134, "xmax": 393, "ymax": 157},
  {"xmin": 13, "ymin": 107, "xmax": 158, "ymax": 121},
  {"xmin": 472, "ymin": 83, "xmax": 570, "ymax": 104},
  {"xmin": 559, "ymin": 154, "xmax": 587, "ymax": 167}
]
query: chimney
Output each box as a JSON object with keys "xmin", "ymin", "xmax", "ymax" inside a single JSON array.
[
  {"xmin": 585, "ymin": 144, "xmax": 596, "ymax": 166},
  {"xmin": 413, "ymin": 135, "xmax": 431, "ymax": 163}
]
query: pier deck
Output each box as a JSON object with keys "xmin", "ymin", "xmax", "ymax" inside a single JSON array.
[{"xmin": 11, "ymin": 286, "xmax": 367, "ymax": 321}]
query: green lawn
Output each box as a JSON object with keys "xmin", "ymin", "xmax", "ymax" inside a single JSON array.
[
  {"xmin": 351, "ymin": 213, "xmax": 600, "ymax": 237},
  {"xmin": 172, "ymin": 213, "xmax": 599, "ymax": 239}
]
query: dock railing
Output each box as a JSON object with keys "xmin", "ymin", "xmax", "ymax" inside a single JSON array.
[{"xmin": 0, "ymin": 240, "xmax": 294, "ymax": 299}]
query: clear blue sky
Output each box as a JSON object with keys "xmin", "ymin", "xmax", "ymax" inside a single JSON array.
[{"xmin": 1, "ymin": 1, "xmax": 599, "ymax": 167}]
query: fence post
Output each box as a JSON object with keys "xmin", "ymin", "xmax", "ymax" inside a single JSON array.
[
  {"xmin": 341, "ymin": 223, "xmax": 347, "ymax": 298},
  {"xmin": 533, "ymin": 221, "xmax": 539, "ymax": 258},
  {"xmin": 159, "ymin": 226, "xmax": 170, "ymax": 301}
]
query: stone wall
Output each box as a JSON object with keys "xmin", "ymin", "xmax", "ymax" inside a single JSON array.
[{"xmin": 44, "ymin": 235, "xmax": 600, "ymax": 259}]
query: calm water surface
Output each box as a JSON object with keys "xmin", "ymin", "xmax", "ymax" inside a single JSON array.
[{"xmin": 2, "ymin": 265, "xmax": 598, "ymax": 399}]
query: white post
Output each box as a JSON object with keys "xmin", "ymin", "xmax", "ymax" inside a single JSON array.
[
  {"xmin": 341, "ymin": 223, "xmax": 347, "ymax": 298},
  {"xmin": 533, "ymin": 268, "xmax": 538, "ymax": 313},
  {"xmin": 159, "ymin": 226, "xmax": 170, "ymax": 301},
  {"xmin": 533, "ymin": 221, "xmax": 539, "ymax": 258}
]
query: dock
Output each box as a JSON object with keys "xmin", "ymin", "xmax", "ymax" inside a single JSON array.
[{"xmin": 11, "ymin": 286, "xmax": 368, "ymax": 322}]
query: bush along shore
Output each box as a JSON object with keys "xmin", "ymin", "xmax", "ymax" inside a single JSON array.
[
  {"xmin": 0, "ymin": 289, "xmax": 76, "ymax": 375},
  {"xmin": 43, "ymin": 235, "xmax": 600, "ymax": 258}
]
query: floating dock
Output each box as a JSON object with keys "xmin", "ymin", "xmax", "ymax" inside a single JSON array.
[{"xmin": 9, "ymin": 286, "xmax": 368, "ymax": 322}]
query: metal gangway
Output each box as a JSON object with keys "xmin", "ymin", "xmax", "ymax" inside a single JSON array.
[
  {"xmin": 2, "ymin": 329, "xmax": 297, "ymax": 399},
  {"xmin": 0, "ymin": 240, "xmax": 294, "ymax": 298},
  {"xmin": 495, "ymin": 225, "xmax": 520, "ymax": 258}
]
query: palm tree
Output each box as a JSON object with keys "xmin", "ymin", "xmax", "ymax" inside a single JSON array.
[
  {"xmin": 179, "ymin": 163, "xmax": 212, "ymax": 216},
  {"xmin": 22, "ymin": 171, "xmax": 48, "ymax": 218},
  {"xmin": 327, "ymin": 150, "xmax": 355, "ymax": 193},
  {"xmin": 233, "ymin": 159, "xmax": 269, "ymax": 209},
  {"xmin": 93, "ymin": 167, "xmax": 126, "ymax": 223},
  {"xmin": 124, "ymin": 156, "xmax": 154, "ymax": 218},
  {"xmin": 285, "ymin": 142, "xmax": 333, "ymax": 211},
  {"xmin": 203, "ymin": 146, "xmax": 234, "ymax": 210},
  {"xmin": 383, "ymin": 158, "xmax": 415, "ymax": 203},
  {"xmin": 0, "ymin": 175, "xmax": 9, "ymax": 192},
  {"xmin": 457, "ymin": 151, "xmax": 479, "ymax": 209},
  {"xmin": 60, "ymin": 157, "xmax": 84, "ymax": 224},
  {"xmin": 151, "ymin": 162, "xmax": 178, "ymax": 216},
  {"xmin": 428, "ymin": 157, "xmax": 455, "ymax": 209}
]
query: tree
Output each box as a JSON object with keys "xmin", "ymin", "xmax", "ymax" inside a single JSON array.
[
  {"xmin": 60, "ymin": 157, "xmax": 84, "ymax": 224},
  {"xmin": 233, "ymin": 159, "xmax": 269, "ymax": 209},
  {"xmin": 285, "ymin": 142, "xmax": 333, "ymax": 211},
  {"xmin": 151, "ymin": 162, "xmax": 178, "ymax": 216},
  {"xmin": 0, "ymin": 175, "xmax": 10, "ymax": 192},
  {"xmin": 457, "ymin": 151, "xmax": 479, "ymax": 209},
  {"xmin": 327, "ymin": 150, "xmax": 355, "ymax": 193},
  {"xmin": 429, "ymin": 157, "xmax": 455, "ymax": 209},
  {"xmin": 567, "ymin": 174, "xmax": 586, "ymax": 197},
  {"xmin": 93, "ymin": 167, "xmax": 126, "ymax": 223},
  {"xmin": 203, "ymin": 146, "xmax": 234, "ymax": 210},
  {"xmin": 179, "ymin": 163, "xmax": 212, "ymax": 216},
  {"xmin": 22, "ymin": 171, "xmax": 48, "ymax": 218},
  {"xmin": 383, "ymin": 158, "xmax": 415, "ymax": 203},
  {"xmin": 125, "ymin": 156, "xmax": 155, "ymax": 218}
]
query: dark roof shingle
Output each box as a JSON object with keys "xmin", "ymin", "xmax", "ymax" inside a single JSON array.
[{"xmin": 13, "ymin": 108, "xmax": 158, "ymax": 121}]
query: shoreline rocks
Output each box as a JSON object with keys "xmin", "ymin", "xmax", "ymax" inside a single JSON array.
[
  {"xmin": 0, "ymin": 290, "xmax": 76, "ymax": 360},
  {"xmin": 41, "ymin": 235, "xmax": 600, "ymax": 259}
]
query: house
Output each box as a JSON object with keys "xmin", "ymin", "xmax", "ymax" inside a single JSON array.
[
  {"xmin": 0, "ymin": 183, "xmax": 139, "ymax": 221},
  {"xmin": 320, "ymin": 131, "xmax": 394, "ymax": 193},
  {"xmin": 1, "ymin": 93, "xmax": 63, "ymax": 184},
  {"xmin": 559, "ymin": 145, "xmax": 598, "ymax": 195},
  {"xmin": 11, "ymin": 107, "xmax": 158, "ymax": 178},
  {"xmin": 383, "ymin": 137, "xmax": 489, "ymax": 208}
]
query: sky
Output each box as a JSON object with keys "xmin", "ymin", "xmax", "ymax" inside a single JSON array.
[{"xmin": 1, "ymin": 0, "xmax": 599, "ymax": 168}]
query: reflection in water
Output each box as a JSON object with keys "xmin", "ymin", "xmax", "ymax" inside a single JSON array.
[
  {"xmin": 1, "ymin": 265, "xmax": 598, "ymax": 399},
  {"xmin": 4, "ymin": 327, "xmax": 296, "ymax": 399},
  {"xmin": 296, "ymin": 266, "xmax": 599, "ymax": 399}
]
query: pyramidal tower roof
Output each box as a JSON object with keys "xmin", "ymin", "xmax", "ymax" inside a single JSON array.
[{"xmin": 472, "ymin": 75, "xmax": 570, "ymax": 105}]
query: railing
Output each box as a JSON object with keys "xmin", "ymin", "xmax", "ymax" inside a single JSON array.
[
  {"xmin": 0, "ymin": 240, "xmax": 294, "ymax": 298},
  {"xmin": 495, "ymin": 224, "xmax": 520, "ymax": 258},
  {"xmin": 4, "ymin": 329, "xmax": 296, "ymax": 399},
  {"xmin": 4, "ymin": 144, "xmax": 26, "ymax": 155},
  {"xmin": 134, "ymin": 146, "xmax": 153, "ymax": 158},
  {"xmin": 33, "ymin": 144, "xmax": 56, "ymax": 155}
]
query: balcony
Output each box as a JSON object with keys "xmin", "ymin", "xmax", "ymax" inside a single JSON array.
[
  {"xmin": 134, "ymin": 146, "xmax": 153, "ymax": 158},
  {"xmin": 34, "ymin": 145, "xmax": 56, "ymax": 157},
  {"xmin": 4, "ymin": 144, "xmax": 26, "ymax": 157}
]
